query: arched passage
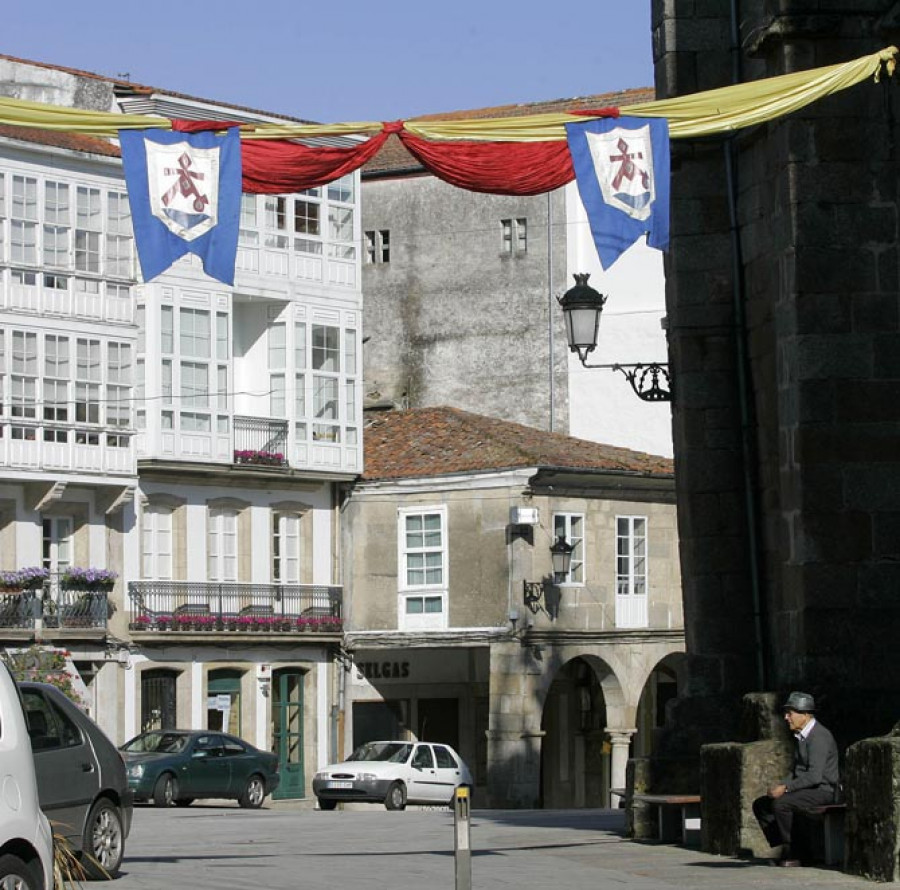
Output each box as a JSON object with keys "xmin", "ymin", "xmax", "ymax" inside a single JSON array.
[
  {"xmin": 633, "ymin": 652, "xmax": 687, "ymax": 759},
  {"xmin": 538, "ymin": 655, "xmax": 625, "ymax": 808}
]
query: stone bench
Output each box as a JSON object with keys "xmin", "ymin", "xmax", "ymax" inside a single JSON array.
[{"xmin": 633, "ymin": 794, "xmax": 702, "ymax": 846}]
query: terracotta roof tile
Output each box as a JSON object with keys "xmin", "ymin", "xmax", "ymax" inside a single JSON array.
[
  {"xmin": 362, "ymin": 407, "xmax": 673, "ymax": 481},
  {"xmin": 0, "ymin": 124, "xmax": 120, "ymax": 157}
]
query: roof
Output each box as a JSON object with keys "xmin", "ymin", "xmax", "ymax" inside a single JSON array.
[
  {"xmin": 0, "ymin": 124, "xmax": 120, "ymax": 157},
  {"xmin": 0, "ymin": 53, "xmax": 314, "ymax": 125},
  {"xmin": 363, "ymin": 86, "xmax": 655, "ymax": 176},
  {"xmin": 361, "ymin": 407, "xmax": 673, "ymax": 482}
]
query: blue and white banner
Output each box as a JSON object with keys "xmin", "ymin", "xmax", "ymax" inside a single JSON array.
[
  {"xmin": 565, "ymin": 116, "xmax": 670, "ymax": 270},
  {"xmin": 119, "ymin": 127, "xmax": 242, "ymax": 285}
]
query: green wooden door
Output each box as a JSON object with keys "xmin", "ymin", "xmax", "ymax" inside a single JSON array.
[{"xmin": 272, "ymin": 670, "xmax": 304, "ymax": 799}]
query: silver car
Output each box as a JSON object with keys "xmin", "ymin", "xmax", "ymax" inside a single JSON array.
[
  {"xmin": 21, "ymin": 682, "xmax": 133, "ymax": 877},
  {"xmin": 313, "ymin": 740, "xmax": 474, "ymax": 810},
  {"xmin": 0, "ymin": 664, "xmax": 54, "ymax": 890}
]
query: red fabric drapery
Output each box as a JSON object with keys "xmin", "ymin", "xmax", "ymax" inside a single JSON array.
[
  {"xmin": 172, "ymin": 109, "xmax": 621, "ymax": 196},
  {"xmin": 173, "ymin": 119, "xmax": 393, "ymax": 193},
  {"xmin": 396, "ymin": 132, "xmax": 574, "ymax": 196}
]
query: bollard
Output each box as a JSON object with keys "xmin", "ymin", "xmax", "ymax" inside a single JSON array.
[{"xmin": 454, "ymin": 785, "xmax": 472, "ymax": 890}]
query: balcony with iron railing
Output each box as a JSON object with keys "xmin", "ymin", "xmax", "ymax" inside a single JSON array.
[
  {"xmin": 0, "ymin": 582, "xmax": 111, "ymax": 637},
  {"xmin": 128, "ymin": 580, "xmax": 343, "ymax": 639},
  {"xmin": 233, "ymin": 416, "xmax": 289, "ymax": 468}
]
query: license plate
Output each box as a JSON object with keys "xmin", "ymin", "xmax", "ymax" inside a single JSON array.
[{"xmin": 328, "ymin": 781, "xmax": 353, "ymax": 789}]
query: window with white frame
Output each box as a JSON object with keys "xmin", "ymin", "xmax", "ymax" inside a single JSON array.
[
  {"xmin": 42, "ymin": 516, "xmax": 73, "ymax": 576},
  {"xmin": 272, "ymin": 511, "xmax": 301, "ymax": 584},
  {"xmin": 399, "ymin": 507, "xmax": 447, "ymax": 629},
  {"xmin": 43, "ymin": 180, "xmax": 71, "ymax": 268},
  {"xmin": 11, "ymin": 175, "xmax": 38, "ymax": 265},
  {"xmin": 179, "ymin": 308, "xmax": 210, "ymax": 432},
  {"xmin": 106, "ymin": 190, "xmax": 133, "ymax": 278},
  {"xmin": 208, "ymin": 507, "xmax": 238, "ymax": 581},
  {"xmin": 269, "ymin": 322, "xmax": 286, "ymax": 417},
  {"xmin": 75, "ymin": 338, "xmax": 101, "ymax": 424},
  {"xmin": 106, "ymin": 342, "xmax": 132, "ymax": 428},
  {"xmin": 75, "ymin": 186, "xmax": 101, "ymax": 273},
  {"xmin": 142, "ymin": 505, "xmax": 173, "ymax": 579},
  {"xmin": 616, "ymin": 516, "xmax": 647, "ymax": 596},
  {"xmin": 43, "ymin": 335, "xmax": 69, "ymax": 424},
  {"xmin": 11, "ymin": 331, "xmax": 38, "ymax": 419},
  {"xmin": 553, "ymin": 513, "xmax": 584, "ymax": 584}
]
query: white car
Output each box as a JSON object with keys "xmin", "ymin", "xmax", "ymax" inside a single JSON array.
[
  {"xmin": 0, "ymin": 663, "xmax": 54, "ymax": 890},
  {"xmin": 313, "ymin": 740, "xmax": 474, "ymax": 810}
]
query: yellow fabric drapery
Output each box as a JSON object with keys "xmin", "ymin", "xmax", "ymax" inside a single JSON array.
[{"xmin": 0, "ymin": 46, "xmax": 894, "ymax": 143}]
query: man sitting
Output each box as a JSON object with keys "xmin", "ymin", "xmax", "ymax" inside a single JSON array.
[{"xmin": 752, "ymin": 691, "xmax": 840, "ymax": 866}]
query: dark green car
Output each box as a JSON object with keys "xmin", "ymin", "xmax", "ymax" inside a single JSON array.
[{"xmin": 120, "ymin": 730, "xmax": 279, "ymax": 809}]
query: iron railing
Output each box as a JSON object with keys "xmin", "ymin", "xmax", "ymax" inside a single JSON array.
[
  {"xmin": 128, "ymin": 581, "xmax": 342, "ymax": 633},
  {"xmin": 0, "ymin": 586, "xmax": 110, "ymax": 630},
  {"xmin": 233, "ymin": 416, "xmax": 289, "ymax": 466}
]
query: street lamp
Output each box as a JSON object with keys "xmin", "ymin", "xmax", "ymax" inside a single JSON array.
[
  {"xmin": 557, "ymin": 273, "xmax": 672, "ymax": 402},
  {"xmin": 523, "ymin": 536, "xmax": 576, "ymax": 614},
  {"xmin": 550, "ymin": 535, "xmax": 575, "ymax": 579}
]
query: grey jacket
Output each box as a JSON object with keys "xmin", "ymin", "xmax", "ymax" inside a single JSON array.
[{"xmin": 784, "ymin": 721, "xmax": 840, "ymax": 793}]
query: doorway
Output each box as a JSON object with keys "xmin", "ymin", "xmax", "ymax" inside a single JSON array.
[
  {"xmin": 141, "ymin": 669, "xmax": 177, "ymax": 732},
  {"xmin": 271, "ymin": 669, "xmax": 304, "ymax": 799}
]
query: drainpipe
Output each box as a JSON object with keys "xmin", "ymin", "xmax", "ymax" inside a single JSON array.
[
  {"xmin": 727, "ymin": 0, "xmax": 768, "ymax": 690},
  {"xmin": 547, "ymin": 190, "xmax": 555, "ymax": 432}
]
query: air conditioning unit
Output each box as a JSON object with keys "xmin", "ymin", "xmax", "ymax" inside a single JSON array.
[{"xmin": 509, "ymin": 506, "xmax": 539, "ymax": 526}]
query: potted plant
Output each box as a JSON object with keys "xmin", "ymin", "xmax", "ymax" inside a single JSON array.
[
  {"xmin": 0, "ymin": 567, "xmax": 49, "ymax": 593},
  {"xmin": 60, "ymin": 567, "xmax": 117, "ymax": 592}
]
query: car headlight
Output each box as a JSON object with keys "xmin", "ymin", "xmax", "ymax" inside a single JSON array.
[
  {"xmin": 358, "ymin": 773, "xmax": 377, "ymax": 782},
  {"xmin": 314, "ymin": 771, "xmax": 327, "ymax": 781},
  {"xmin": 127, "ymin": 763, "xmax": 144, "ymax": 779}
]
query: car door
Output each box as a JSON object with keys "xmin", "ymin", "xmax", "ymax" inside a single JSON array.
[
  {"xmin": 431, "ymin": 745, "xmax": 465, "ymax": 803},
  {"xmin": 22, "ymin": 687, "xmax": 98, "ymax": 845},
  {"xmin": 220, "ymin": 735, "xmax": 254, "ymax": 796},
  {"xmin": 406, "ymin": 743, "xmax": 440, "ymax": 803},
  {"xmin": 186, "ymin": 733, "xmax": 231, "ymax": 797}
]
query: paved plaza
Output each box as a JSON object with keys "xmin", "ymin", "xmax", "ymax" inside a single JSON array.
[{"xmin": 108, "ymin": 801, "xmax": 877, "ymax": 890}]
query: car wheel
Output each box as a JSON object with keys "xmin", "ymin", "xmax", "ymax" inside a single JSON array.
[
  {"xmin": 81, "ymin": 798, "xmax": 125, "ymax": 878},
  {"xmin": 153, "ymin": 772, "xmax": 178, "ymax": 808},
  {"xmin": 239, "ymin": 774, "xmax": 266, "ymax": 809},
  {"xmin": 174, "ymin": 798, "xmax": 194, "ymax": 807},
  {"xmin": 317, "ymin": 797, "xmax": 337, "ymax": 811},
  {"xmin": 0, "ymin": 853, "xmax": 40, "ymax": 890},
  {"xmin": 384, "ymin": 781, "xmax": 407, "ymax": 811}
]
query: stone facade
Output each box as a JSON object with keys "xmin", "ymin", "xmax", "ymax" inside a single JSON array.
[
  {"xmin": 652, "ymin": 1, "xmax": 900, "ymax": 752},
  {"xmin": 652, "ymin": 1, "xmax": 900, "ymax": 877}
]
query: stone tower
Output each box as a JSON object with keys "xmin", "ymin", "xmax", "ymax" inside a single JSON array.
[{"xmin": 655, "ymin": 0, "xmax": 900, "ymax": 762}]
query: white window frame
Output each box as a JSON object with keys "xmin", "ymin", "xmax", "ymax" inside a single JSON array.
[
  {"xmin": 615, "ymin": 515, "xmax": 649, "ymax": 629},
  {"xmin": 552, "ymin": 512, "xmax": 585, "ymax": 585},
  {"xmin": 142, "ymin": 505, "xmax": 173, "ymax": 580},
  {"xmin": 272, "ymin": 511, "xmax": 301, "ymax": 584},
  {"xmin": 398, "ymin": 506, "xmax": 448, "ymax": 631},
  {"xmin": 208, "ymin": 507, "xmax": 238, "ymax": 582}
]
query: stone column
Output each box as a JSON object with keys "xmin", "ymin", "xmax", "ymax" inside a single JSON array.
[
  {"xmin": 607, "ymin": 728, "xmax": 636, "ymax": 808},
  {"xmin": 486, "ymin": 640, "xmax": 544, "ymax": 807}
]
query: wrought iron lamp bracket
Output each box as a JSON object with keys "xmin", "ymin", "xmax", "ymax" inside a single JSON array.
[{"xmin": 577, "ymin": 359, "xmax": 672, "ymax": 402}]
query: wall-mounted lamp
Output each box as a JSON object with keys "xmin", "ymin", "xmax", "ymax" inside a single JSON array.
[
  {"xmin": 523, "ymin": 535, "xmax": 575, "ymax": 614},
  {"xmin": 557, "ymin": 273, "xmax": 672, "ymax": 402}
]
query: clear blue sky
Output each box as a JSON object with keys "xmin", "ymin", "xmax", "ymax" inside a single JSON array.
[{"xmin": 5, "ymin": 1, "xmax": 654, "ymax": 122}]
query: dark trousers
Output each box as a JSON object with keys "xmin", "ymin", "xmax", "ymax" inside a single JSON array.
[{"xmin": 752, "ymin": 786, "xmax": 835, "ymax": 854}]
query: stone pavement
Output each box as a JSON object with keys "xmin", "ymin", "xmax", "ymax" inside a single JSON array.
[{"xmin": 113, "ymin": 801, "xmax": 876, "ymax": 890}]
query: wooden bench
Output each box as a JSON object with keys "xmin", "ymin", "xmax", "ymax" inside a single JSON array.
[
  {"xmin": 802, "ymin": 803, "xmax": 846, "ymax": 866},
  {"xmin": 633, "ymin": 794, "xmax": 702, "ymax": 846}
]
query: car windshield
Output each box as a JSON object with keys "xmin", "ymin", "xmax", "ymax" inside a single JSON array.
[
  {"xmin": 348, "ymin": 742, "xmax": 413, "ymax": 763},
  {"xmin": 122, "ymin": 731, "xmax": 188, "ymax": 754}
]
